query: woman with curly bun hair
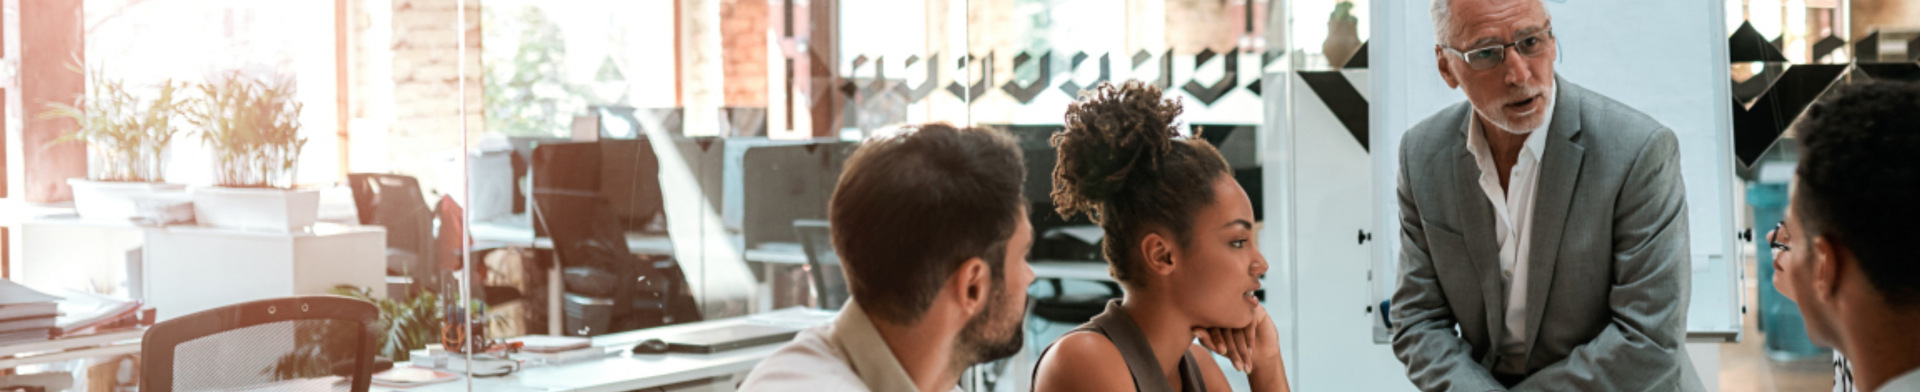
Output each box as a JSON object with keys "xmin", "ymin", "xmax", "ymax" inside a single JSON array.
[{"xmin": 1032, "ymin": 80, "xmax": 1288, "ymax": 392}]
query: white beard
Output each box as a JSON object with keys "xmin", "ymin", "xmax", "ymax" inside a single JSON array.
[{"xmin": 1480, "ymin": 85, "xmax": 1555, "ymax": 135}]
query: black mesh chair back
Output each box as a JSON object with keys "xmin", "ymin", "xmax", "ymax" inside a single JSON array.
[
  {"xmin": 346, "ymin": 173, "xmax": 438, "ymax": 296},
  {"xmin": 792, "ymin": 219, "xmax": 847, "ymax": 310},
  {"xmin": 141, "ymin": 296, "xmax": 379, "ymax": 392},
  {"xmin": 346, "ymin": 174, "xmax": 432, "ymax": 253},
  {"xmin": 597, "ymin": 139, "xmax": 666, "ymax": 234},
  {"xmin": 530, "ymin": 142, "xmax": 606, "ymax": 230}
]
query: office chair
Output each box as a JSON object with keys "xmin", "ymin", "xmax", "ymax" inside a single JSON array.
[
  {"xmin": 141, "ymin": 296, "xmax": 379, "ymax": 392},
  {"xmin": 431, "ymin": 196, "xmax": 524, "ymax": 308},
  {"xmin": 792, "ymin": 219, "xmax": 847, "ymax": 310},
  {"xmin": 531, "ymin": 189, "xmax": 700, "ymax": 336},
  {"xmin": 346, "ymin": 173, "xmax": 437, "ymax": 301}
]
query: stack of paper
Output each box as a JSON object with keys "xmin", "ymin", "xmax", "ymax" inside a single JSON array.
[{"xmin": 0, "ymin": 280, "xmax": 60, "ymax": 346}]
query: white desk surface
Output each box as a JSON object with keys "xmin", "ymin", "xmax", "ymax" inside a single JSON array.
[
  {"xmin": 383, "ymin": 307, "xmax": 836, "ymax": 392},
  {"xmin": 469, "ymin": 213, "xmax": 674, "ymax": 256},
  {"xmin": 1029, "ymin": 260, "xmax": 1112, "ymax": 281},
  {"xmin": 741, "ymin": 242, "xmax": 807, "ymax": 265},
  {"xmin": 0, "ymin": 329, "xmax": 143, "ymax": 370},
  {"xmin": 744, "ymin": 246, "xmax": 1120, "ymax": 282}
]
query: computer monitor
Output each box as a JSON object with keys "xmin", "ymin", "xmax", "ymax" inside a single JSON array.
[
  {"xmin": 529, "ymin": 140, "xmax": 669, "ymax": 236},
  {"xmin": 740, "ymin": 143, "xmax": 834, "ymax": 249}
]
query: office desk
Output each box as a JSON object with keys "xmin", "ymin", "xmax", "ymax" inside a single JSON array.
[
  {"xmin": 741, "ymin": 242, "xmax": 806, "ymax": 265},
  {"xmin": 469, "ymin": 213, "xmax": 674, "ymax": 255},
  {"xmin": 744, "ymin": 248, "xmax": 1114, "ymax": 281},
  {"xmin": 384, "ymin": 307, "xmax": 835, "ymax": 392},
  {"xmin": 1029, "ymin": 260, "xmax": 1112, "ymax": 281}
]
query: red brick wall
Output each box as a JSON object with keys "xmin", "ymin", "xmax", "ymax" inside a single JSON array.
[{"xmin": 721, "ymin": 0, "xmax": 769, "ymax": 107}]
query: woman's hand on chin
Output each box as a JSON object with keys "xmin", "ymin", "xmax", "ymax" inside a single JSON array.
[{"xmin": 1193, "ymin": 304, "xmax": 1281, "ymax": 375}]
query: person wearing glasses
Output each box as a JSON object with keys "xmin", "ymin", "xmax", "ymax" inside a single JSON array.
[
  {"xmin": 1389, "ymin": 0, "xmax": 1703, "ymax": 390},
  {"xmin": 1769, "ymin": 82, "xmax": 1920, "ymax": 392}
]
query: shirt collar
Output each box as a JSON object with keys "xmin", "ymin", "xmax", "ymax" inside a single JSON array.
[
  {"xmin": 1464, "ymin": 80, "xmax": 1557, "ymax": 162},
  {"xmin": 831, "ymin": 301, "xmax": 927, "ymax": 392}
]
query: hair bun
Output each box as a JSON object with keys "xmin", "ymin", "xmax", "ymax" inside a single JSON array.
[{"xmin": 1051, "ymin": 80, "xmax": 1185, "ymax": 222}]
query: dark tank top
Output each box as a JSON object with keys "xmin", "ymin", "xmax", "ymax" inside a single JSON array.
[{"xmin": 1033, "ymin": 300, "xmax": 1208, "ymax": 392}]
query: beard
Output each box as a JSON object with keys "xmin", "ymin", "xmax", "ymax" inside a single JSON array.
[
  {"xmin": 1480, "ymin": 83, "xmax": 1555, "ymax": 134},
  {"xmin": 953, "ymin": 278, "xmax": 1026, "ymax": 368}
]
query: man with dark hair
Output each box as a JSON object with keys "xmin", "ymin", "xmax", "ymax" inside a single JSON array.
[
  {"xmin": 1770, "ymin": 81, "xmax": 1920, "ymax": 392},
  {"xmin": 739, "ymin": 123, "xmax": 1035, "ymax": 392}
]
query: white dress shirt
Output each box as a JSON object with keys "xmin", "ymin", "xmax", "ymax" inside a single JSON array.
[
  {"xmin": 1463, "ymin": 84, "xmax": 1556, "ymax": 376},
  {"xmin": 737, "ymin": 301, "xmax": 962, "ymax": 392}
]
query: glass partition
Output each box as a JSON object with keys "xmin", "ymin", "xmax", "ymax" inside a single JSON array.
[
  {"xmin": 2, "ymin": 0, "xmax": 482, "ymax": 389},
  {"xmin": 1, "ymin": 1, "xmax": 1296, "ymax": 390}
]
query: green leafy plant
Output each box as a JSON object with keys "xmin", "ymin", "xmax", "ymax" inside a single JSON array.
[
  {"xmin": 40, "ymin": 64, "xmax": 190, "ymax": 183},
  {"xmin": 265, "ymin": 288, "xmax": 444, "ymax": 381},
  {"xmin": 186, "ymin": 71, "xmax": 307, "ymax": 189},
  {"xmin": 483, "ymin": 5, "xmax": 594, "ymax": 137},
  {"xmin": 267, "ymin": 318, "xmax": 359, "ymax": 381},
  {"xmin": 330, "ymin": 286, "xmax": 443, "ymax": 362}
]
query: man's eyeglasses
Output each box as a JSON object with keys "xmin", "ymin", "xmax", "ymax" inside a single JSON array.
[
  {"xmin": 1768, "ymin": 222, "xmax": 1792, "ymax": 252},
  {"xmin": 1443, "ymin": 28, "xmax": 1555, "ymax": 70}
]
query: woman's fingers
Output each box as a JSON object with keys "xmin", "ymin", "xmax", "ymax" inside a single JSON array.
[
  {"xmin": 1194, "ymin": 328, "xmax": 1217, "ymax": 354},
  {"xmin": 1228, "ymin": 327, "xmax": 1248, "ymax": 371},
  {"xmin": 1208, "ymin": 327, "xmax": 1235, "ymax": 371},
  {"xmin": 1243, "ymin": 328, "xmax": 1257, "ymax": 370}
]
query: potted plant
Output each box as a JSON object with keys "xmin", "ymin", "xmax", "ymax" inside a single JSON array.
[
  {"xmin": 267, "ymin": 287, "xmax": 443, "ymax": 379},
  {"xmin": 184, "ymin": 71, "xmax": 315, "ymax": 232},
  {"xmin": 42, "ymin": 66, "xmax": 191, "ymax": 221}
]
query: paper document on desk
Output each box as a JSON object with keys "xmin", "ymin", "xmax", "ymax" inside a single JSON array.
[
  {"xmin": 46, "ymin": 288, "xmax": 142, "ymax": 337},
  {"xmin": 510, "ymin": 335, "xmax": 591, "ymax": 353},
  {"xmin": 373, "ymin": 366, "xmax": 461, "ymax": 388}
]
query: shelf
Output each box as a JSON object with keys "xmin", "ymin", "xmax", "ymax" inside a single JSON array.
[{"xmin": 0, "ymin": 330, "xmax": 143, "ymax": 369}]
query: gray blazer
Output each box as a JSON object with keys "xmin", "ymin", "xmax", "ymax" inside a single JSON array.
[{"xmin": 1390, "ymin": 78, "xmax": 1703, "ymax": 392}]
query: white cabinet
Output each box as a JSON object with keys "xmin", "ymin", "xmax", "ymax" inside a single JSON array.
[{"xmin": 18, "ymin": 217, "xmax": 385, "ymax": 321}]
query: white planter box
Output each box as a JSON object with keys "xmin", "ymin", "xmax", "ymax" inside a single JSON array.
[
  {"xmin": 190, "ymin": 187, "xmax": 322, "ymax": 232},
  {"xmin": 68, "ymin": 179, "xmax": 188, "ymax": 222}
]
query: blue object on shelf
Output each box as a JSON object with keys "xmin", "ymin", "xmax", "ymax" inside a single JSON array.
[{"xmin": 1379, "ymin": 299, "xmax": 1392, "ymax": 329}]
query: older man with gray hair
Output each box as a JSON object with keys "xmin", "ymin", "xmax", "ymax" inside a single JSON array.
[{"xmin": 1388, "ymin": 0, "xmax": 1705, "ymax": 390}]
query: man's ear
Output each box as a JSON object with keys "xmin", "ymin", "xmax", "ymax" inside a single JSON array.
[
  {"xmin": 948, "ymin": 257, "xmax": 993, "ymax": 317},
  {"xmin": 1436, "ymin": 46, "xmax": 1461, "ymax": 89},
  {"xmin": 1811, "ymin": 236, "xmax": 1845, "ymax": 302},
  {"xmin": 1140, "ymin": 231, "xmax": 1177, "ymax": 277}
]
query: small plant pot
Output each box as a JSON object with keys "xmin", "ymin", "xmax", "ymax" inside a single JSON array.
[
  {"xmin": 69, "ymin": 179, "xmax": 188, "ymax": 222},
  {"xmin": 190, "ymin": 186, "xmax": 322, "ymax": 232}
]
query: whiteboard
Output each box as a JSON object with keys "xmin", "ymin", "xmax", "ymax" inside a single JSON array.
[{"xmin": 1368, "ymin": 0, "xmax": 1742, "ymax": 337}]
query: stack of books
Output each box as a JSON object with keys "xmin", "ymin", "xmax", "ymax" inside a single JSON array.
[{"xmin": 0, "ymin": 280, "xmax": 59, "ymax": 346}]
